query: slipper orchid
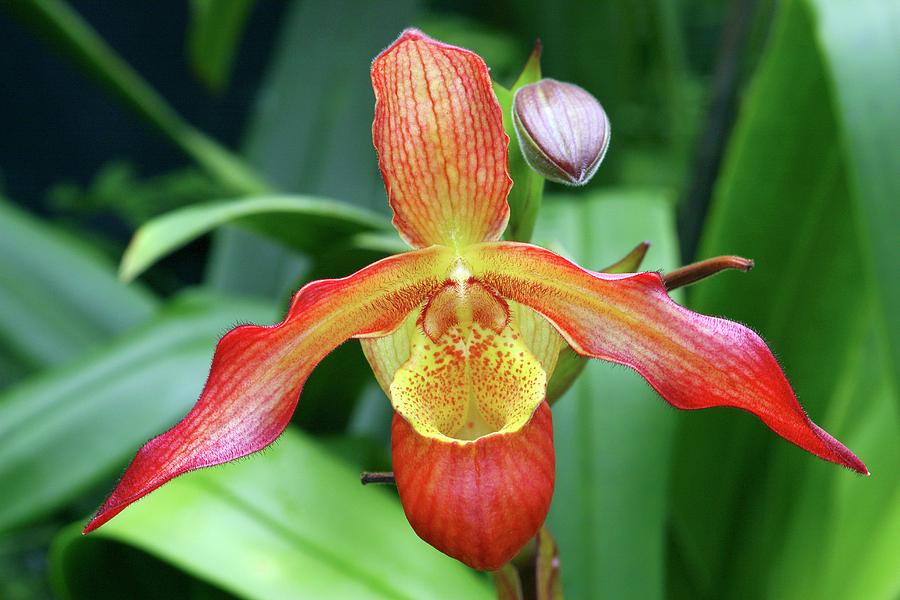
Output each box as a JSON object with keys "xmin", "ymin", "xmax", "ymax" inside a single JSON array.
[{"xmin": 84, "ymin": 29, "xmax": 867, "ymax": 571}]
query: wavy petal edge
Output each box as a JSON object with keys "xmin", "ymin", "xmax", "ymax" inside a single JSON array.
[
  {"xmin": 466, "ymin": 242, "xmax": 868, "ymax": 475},
  {"xmin": 84, "ymin": 247, "xmax": 450, "ymax": 533}
]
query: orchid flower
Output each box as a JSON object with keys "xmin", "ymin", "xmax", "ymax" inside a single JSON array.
[{"xmin": 84, "ymin": 29, "xmax": 866, "ymax": 571}]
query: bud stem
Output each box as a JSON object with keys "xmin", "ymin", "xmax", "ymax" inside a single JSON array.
[
  {"xmin": 360, "ymin": 471, "xmax": 396, "ymax": 485},
  {"xmin": 663, "ymin": 255, "xmax": 754, "ymax": 290}
]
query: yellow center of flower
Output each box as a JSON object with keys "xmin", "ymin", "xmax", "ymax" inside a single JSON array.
[{"xmin": 388, "ymin": 277, "xmax": 547, "ymax": 442}]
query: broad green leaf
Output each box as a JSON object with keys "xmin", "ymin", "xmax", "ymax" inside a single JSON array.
[
  {"xmin": 120, "ymin": 195, "xmax": 391, "ymax": 281},
  {"xmin": 668, "ymin": 1, "xmax": 896, "ymax": 596},
  {"xmin": 0, "ymin": 199, "xmax": 156, "ymax": 370},
  {"xmin": 50, "ymin": 429, "xmax": 492, "ymax": 600},
  {"xmin": 494, "ymin": 45, "xmax": 544, "ymax": 242},
  {"xmin": 2, "ymin": 0, "xmax": 269, "ymax": 195},
  {"xmin": 207, "ymin": 0, "xmax": 420, "ymax": 296},
  {"xmin": 539, "ymin": 189, "xmax": 681, "ymax": 600},
  {"xmin": 766, "ymin": 319, "xmax": 900, "ymax": 600},
  {"xmin": 808, "ymin": 0, "xmax": 900, "ymax": 386},
  {"xmin": 188, "ymin": 0, "xmax": 255, "ymax": 93},
  {"xmin": 0, "ymin": 292, "xmax": 276, "ymax": 533}
]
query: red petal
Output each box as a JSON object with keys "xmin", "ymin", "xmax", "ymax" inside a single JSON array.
[
  {"xmin": 392, "ymin": 402, "xmax": 555, "ymax": 571},
  {"xmin": 84, "ymin": 247, "xmax": 449, "ymax": 533},
  {"xmin": 467, "ymin": 242, "xmax": 868, "ymax": 474},
  {"xmin": 372, "ymin": 29, "xmax": 512, "ymax": 248}
]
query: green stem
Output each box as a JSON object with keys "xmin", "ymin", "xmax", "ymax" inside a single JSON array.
[{"xmin": 506, "ymin": 172, "xmax": 545, "ymax": 243}]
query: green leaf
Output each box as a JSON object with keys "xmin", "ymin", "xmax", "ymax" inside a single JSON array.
[
  {"xmin": 3, "ymin": 0, "xmax": 270, "ymax": 195},
  {"xmin": 187, "ymin": 0, "xmax": 255, "ymax": 93},
  {"xmin": 668, "ymin": 1, "xmax": 899, "ymax": 596},
  {"xmin": 0, "ymin": 292, "xmax": 276, "ymax": 533},
  {"xmin": 494, "ymin": 44, "xmax": 544, "ymax": 242},
  {"xmin": 120, "ymin": 195, "xmax": 391, "ymax": 281},
  {"xmin": 808, "ymin": 0, "xmax": 900, "ymax": 386},
  {"xmin": 538, "ymin": 188, "xmax": 681, "ymax": 600},
  {"xmin": 763, "ymin": 319, "xmax": 899, "ymax": 600},
  {"xmin": 50, "ymin": 429, "xmax": 492, "ymax": 600},
  {"xmin": 0, "ymin": 198, "xmax": 156, "ymax": 370},
  {"xmin": 599, "ymin": 241, "xmax": 651, "ymax": 274}
]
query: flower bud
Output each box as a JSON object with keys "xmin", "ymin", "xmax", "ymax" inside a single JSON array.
[{"xmin": 512, "ymin": 79, "xmax": 611, "ymax": 186}]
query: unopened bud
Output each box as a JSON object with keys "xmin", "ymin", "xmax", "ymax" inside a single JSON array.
[{"xmin": 513, "ymin": 79, "xmax": 611, "ymax": 186}]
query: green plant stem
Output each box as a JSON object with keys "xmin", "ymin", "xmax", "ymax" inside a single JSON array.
[
  {"xmin": 505, "ymin": 171, "xmax": 544, "ymax": 243},
  {"xmin": 4, "ymin": 0, "xmax": 271, "ymax": 195}
]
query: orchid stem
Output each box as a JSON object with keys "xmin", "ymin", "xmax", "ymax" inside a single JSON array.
[
  {"xmin": 360, "ymin": 471, "xmax": 396, "ymax": 485},
  {"xmin": 663, "ymin": 255, "xmax": 754, "ymax": 290}
]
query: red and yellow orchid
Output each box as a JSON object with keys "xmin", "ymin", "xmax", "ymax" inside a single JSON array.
[{"xmin": 84, "ymin": 30, "xmax": 866, "ymax": 571}]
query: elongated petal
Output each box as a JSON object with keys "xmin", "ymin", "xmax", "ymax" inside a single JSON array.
[
  {"xmin": 372, "ymin": 29, "xmax": 511, "ymax": 248},
  {"xmin": 84, "ymin": 247, "xmax": 450, "ymax": 533},
  {"xmin": 466, "ymin": 242, "xmax": 868, "ymax": 474},
  {"xmin": 392, "ymin": 402, "xmax": 555, "ymax": 571}
]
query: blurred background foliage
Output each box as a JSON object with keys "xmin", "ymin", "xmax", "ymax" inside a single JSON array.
[{"xmin": 0, "ymin": 0, "xmax": 896, "ymax": 598}]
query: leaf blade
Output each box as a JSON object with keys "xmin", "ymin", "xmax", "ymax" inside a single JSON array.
[
  {"xmin": 120, "ymin": 195, "xmax": 391, "ymax": 281},
  {"xmin": 539, "ymin": 188, "xmax": 681, "ymax": 600},
  {"xmin": 51, "ymin": 429, "xmax": 492, "ymax": 600},
  {"xmin": 0, "ymin": 292, "xmax": 276, "ymax": 532},
  {"xmin": 0, "ymin": 199, "xmax": 156, "ymax": 370}
]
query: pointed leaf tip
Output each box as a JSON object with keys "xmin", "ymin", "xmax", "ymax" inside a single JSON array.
[{"xmin": 600, "ymin": 241, "xmax": 652, "ymax": 274}]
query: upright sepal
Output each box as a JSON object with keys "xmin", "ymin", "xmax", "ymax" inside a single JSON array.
[{"xmin": 372, "ymin": 29, "xmax": 512, "ymax": 248}]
